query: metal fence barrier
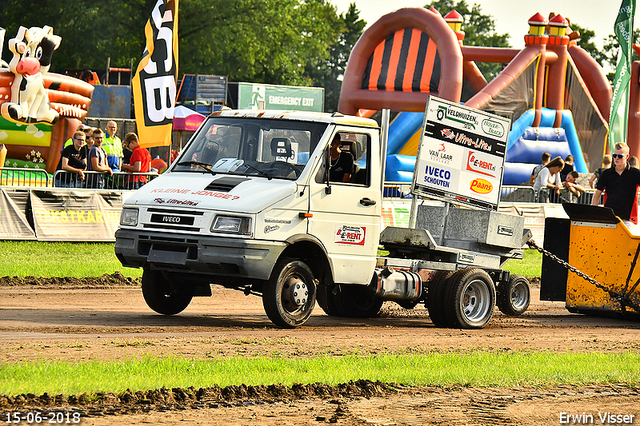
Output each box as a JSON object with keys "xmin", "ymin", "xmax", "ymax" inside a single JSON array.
[
  {"xmin": 51, "ymin": 170, "xmax": 159, "ymax": 190},
  {"xmin": 0, "ymin": 167, "xmax": 50, "ymax": 187}
]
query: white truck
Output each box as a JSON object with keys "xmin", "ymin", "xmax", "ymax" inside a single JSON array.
[{"xmin": 115, "ymin": 109, "xmax": 531, "ymax": 329}]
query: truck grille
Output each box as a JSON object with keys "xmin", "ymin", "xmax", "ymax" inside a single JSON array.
[{"xmin": 144, "ymin": 208, "xmax": 204, "ymax": 232}]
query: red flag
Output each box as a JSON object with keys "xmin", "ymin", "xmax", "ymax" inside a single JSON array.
[{"xmin": 132, "ymin": 0, "xmax": 179, "ymax": 148}]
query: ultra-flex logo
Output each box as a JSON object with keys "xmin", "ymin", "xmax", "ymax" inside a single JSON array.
[
  {"xmin": 439, "ymin": 127, "xmax": 492, "ymax": 152},
  {"xmin": 335, "ymin": 225, "xmax": 366, "ymax": 245},
  {"xmin": 466, "ymin": 151, "xmax": 497, "ymax": 178},
  {"xmin": 436, "ymin": 105, "xmax": 478, "ymax": 130}
]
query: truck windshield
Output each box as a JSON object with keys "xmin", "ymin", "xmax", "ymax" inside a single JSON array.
[{"xmin": 173, "ymin": 117, "xmax": 328, "ymax": 180}]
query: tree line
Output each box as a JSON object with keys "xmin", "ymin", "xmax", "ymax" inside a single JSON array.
[{"xmin": 0, "ymin": 0, "xmax": 628, "ymax": 111}]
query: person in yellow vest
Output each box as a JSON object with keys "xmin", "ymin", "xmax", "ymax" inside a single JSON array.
[
  {"xmin": 103, "ymin": 120, "xmax": 123, "ymax": 171},
  {"xmin": 63, "ymin": 124, "xmax": 88, "ymax": 149}
]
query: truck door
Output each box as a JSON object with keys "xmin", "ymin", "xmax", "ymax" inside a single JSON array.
[{"xmin": 307, "ymin": 130, "xmax": 381, "ymax": 285}]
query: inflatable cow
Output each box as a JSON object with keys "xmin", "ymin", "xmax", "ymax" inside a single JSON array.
[{"xmin": 0, "ymin": 26, "xmax": 61, "ymax": 124}]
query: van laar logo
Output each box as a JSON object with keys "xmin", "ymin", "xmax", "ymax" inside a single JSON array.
[
  {"xmin": 470, "ymin": 178, "xmax": 493, "ymax": 194},
  {"xmin": 481, "ymin": 119, "xmax": 505, "ymax": 138}
]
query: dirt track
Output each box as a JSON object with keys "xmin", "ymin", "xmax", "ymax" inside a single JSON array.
[{"xmin": 1, "ymin": 277, "xmax": 639, "ymax": 425}]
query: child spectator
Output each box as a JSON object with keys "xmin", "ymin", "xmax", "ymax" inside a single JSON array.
[{"xmin": 121, "ymin": 133, "xmax": 151, "ymax": 190}]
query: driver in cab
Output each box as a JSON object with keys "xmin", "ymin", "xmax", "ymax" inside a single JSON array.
[{"xmin": 329, "ymin": 134, "xmax": 354, "ymax": 183}]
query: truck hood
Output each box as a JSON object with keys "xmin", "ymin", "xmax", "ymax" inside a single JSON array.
[{"xmin": 125, "ymin": 173, "xmax": 298, "ymax": 214}]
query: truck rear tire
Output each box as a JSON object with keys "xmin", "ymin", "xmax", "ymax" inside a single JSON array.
[
  {"xmin": 427, "ymin": 271, "xmax": 454, "ymax": 328},
  {"xmin": 142, "ymin": 269, "xmax": 193, "ymax": 315},
  {"xmin": 333, "ymin": 284, "xmax": 384, "ymax": 318},
  {"xmin": 444, "ymin": 268, "xmax": 495, "ymax": 329},
  {"xmin": 263, "ymin": 259, "xmax": 316, "ymax": 328},
  {"xmin": 497, "ymin": 274, "xmax": 530, "ymax": 316}
]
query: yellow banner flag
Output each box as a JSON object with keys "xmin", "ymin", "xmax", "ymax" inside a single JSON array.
[{"xmin": 132, "ymin": 0, "xmax": 179, "ymax": 148}]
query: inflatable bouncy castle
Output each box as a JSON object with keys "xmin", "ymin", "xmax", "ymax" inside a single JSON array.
[
  {"xmin": 338, "ymin": 9, "xmax": 611, "ymax": 183},
  {"xmin": 0, "ymin": 26, "xmax": 94, "ymax": 173}
]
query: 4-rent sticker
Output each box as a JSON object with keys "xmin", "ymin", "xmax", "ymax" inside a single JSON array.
[{"xmin": 335, "ymin": 225, "xmax": 366, "ymax": 245}]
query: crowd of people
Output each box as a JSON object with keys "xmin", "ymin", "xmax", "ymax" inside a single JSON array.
[
  {"xmin": 54, "ymin": 121, "xmax": 152, "ymax": 189},
  {"xmin": 528, "ymin": 145, "xmax": 640, "ymax": 231},
  {"xmin": 528, "ymin": 152, "xmax": 635, "ymax": 204}
]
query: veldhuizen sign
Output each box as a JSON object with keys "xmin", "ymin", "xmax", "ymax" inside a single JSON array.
[{"xmin": 412, "ymin": 96, "xmax": 510, "ymax": 210}]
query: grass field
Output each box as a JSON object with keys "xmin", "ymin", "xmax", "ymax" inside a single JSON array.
[
  {"xmin": 0, "ymin": 241, "xmax": 593, "ymax": 399},
  {"xmin": 0, "ymin": 241, "xmax": 542, "ymax": 279},
  {"xmin": 2, "ymin": 352, "xmax": 639, "ymax": 396}
]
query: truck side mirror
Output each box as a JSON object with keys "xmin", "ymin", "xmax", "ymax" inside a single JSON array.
[{"xmin": 324, "ymin": 144, "xmax": 332, "ymax": 194}]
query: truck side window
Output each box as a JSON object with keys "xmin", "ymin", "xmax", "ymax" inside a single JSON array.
[{"xmin": 315, "ymin": 133, "xmax": 370, "ymax": 186}]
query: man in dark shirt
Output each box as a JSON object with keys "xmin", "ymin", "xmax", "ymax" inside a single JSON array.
[
  {"xmin": 55, "ymin": 131, "xmax": 87, "ymax": 188},
  {"xmin": 592, "ymin": 142, "xmax": 640, "ymax": 229},
  {"xmin": 329, "ymin": 134, "xmax": 354, "ymax": 183}
]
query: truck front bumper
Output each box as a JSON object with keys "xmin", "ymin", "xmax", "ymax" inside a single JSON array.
[{"xmin": 115, "ymin": 229, "xmax": 286, "ymax": 280}]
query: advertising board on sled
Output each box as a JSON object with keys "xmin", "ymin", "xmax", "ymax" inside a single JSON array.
[{"xmin": 412, "ymin": 96, "xmax": 510, "ymax": 211}]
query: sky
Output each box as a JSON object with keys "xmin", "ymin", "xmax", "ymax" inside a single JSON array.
[{"xmin": 330, "ymin": 0, "xmax": 621, "ymax": 50}]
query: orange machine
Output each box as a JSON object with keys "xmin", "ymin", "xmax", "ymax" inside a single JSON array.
[{"xmin": 541, "ymin": 204, "xmax": 640, "ymax": 315}]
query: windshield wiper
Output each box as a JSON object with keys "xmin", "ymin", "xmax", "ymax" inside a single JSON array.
[
  {"xmin": 175, "ymin": 161, "xmax": 217, "ymax": 176},
  {"xmin": 238, "ymin": 163, "xmax": 272, "ymax": 180}
]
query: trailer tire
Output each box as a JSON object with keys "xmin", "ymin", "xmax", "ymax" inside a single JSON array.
[
  {"xmin": 444, "ymin": 268, "xmax": 495, "ymax": 329},
  {"xmin": 263, "ymin": 259, "xmax": 316, "ymax": 328},
  {"xmin": 497, "ymin": 274, "xmax": 530, "ymax": 316},
  {"xmin": 334, "ymin": 282, "xmax": 383, "ymax": 318},
  {"xmin": 142, "ymin": 269, "xmax": 193, "ymax": 315},
  {"xmin": 427, "ymin": 271, "xmax": 454, "ymax": 328}
]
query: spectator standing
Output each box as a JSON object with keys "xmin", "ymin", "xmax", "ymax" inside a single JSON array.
[
  {"xmin": 64, "ymin": 125, "xmax": 86, "ymax": 149},
  {"xmin": 589, "ymin": 154, "xmax": 612, "ymax": 188},
  {"xmin": 55, "ymin": 131, "xmax": 86, "ymax": 188},
  {"xmin": 529, "ymin": 152, "xmax": 551, "ymax": 184},
  {"xmin": 561, "ymin": 171, "xmax": 586, "ymax": 201},
  {"xmin": 121, "ymin": 133, "xmax": 151, "ymax": 190},
  {"xmin": 533, "ymin": 156, "xmax": 565, "ymax": 202},
  {"xmin": 103, "ymin": 121, "xmax": 123, "ymax": 171},
  {"xmin": 630, "ymin": 156, "xmax": 639, "ymax": 168},
  {"xmin": 560, "ymin": 154, "xmax": 575, "ymax": 182},
  {"xmin": 86, "ymin": 129, "xmax": 113, "ymax": 188},
  {"xmin": 592, "ymin": 142, "xmax": 640, "ymax": 229}
]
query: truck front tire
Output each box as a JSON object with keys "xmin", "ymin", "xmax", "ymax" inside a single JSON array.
[
  {"xmin": 141, "ymin": 269, "xmax": 193, "ymax": 315},
  {"xmin": 263, "ymin": 259, "xmax": 317, "ymax": 328}
]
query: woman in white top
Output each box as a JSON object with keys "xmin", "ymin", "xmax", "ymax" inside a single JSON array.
[{"xmin": 533, "ymin": 156, "xmax": 565, "ymax": 202}]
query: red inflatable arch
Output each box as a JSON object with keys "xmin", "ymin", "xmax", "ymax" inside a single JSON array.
[{"xmin": 338, "ymin": 8, "xmax": 463, "ymax": 115}]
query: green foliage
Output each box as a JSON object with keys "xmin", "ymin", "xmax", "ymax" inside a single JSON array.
[
  {"xmin": 0, "ymin": 241, "xmax": 141, "ymax": 278},
  {"xmin": 423, "ymin": 0, "xmax": 511, "ymax": 88},
  {"xmin": 306, "ymin": 3, "xmax": 366, "ymax": 112},
  {"xmin": 1, "ymin": 352, "xmax": 639, "ymax": 396}
]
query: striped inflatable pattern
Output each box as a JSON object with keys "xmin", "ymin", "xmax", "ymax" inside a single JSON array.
[{"xmin": 361, "ymin": 28, "xmax": 441, "ymax": 94}]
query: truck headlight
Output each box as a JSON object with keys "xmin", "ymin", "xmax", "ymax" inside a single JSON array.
[
  {"xmin": 120, "ymin": 208, "xmax": 139, "ymax": 226},
  {"xmin": 211, "ymin": 215, "xmax": 251, "ymax": 235}
]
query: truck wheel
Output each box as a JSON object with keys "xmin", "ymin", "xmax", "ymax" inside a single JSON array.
[
  {"xmin": 317, "ymin": 285, "xmax": 341, "ymax": 316},
  {"xmin": 141, "ymin": 269, "xmax": 193, "ymax": 315},
  {"xmin": 333, "ymin": 284, "xmax": 383, "ymax": 318},
  {"xmin": 444, "ymin": 268, "xmax": 495, "ymax": 329},
  {"xmin": 263, "ymin": 259, "xmax": 316, "ymax": 328},
  {"xmin": 427, "ymin": 271, "xmax": 454, "ymax": 328},
  {"xmin": 497, "ymin": 274, "xmax": 530, "ymax": 316}
]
